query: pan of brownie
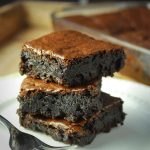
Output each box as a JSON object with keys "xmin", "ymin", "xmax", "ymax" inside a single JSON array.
[
  {"xmin": 19, "ymin": 30, "xmax": 125, "ymax": 87},
  {"xmin": 18, "ymin": 92, "xmax": 125, "ymax": 146},
  {"xmin": 18, "ymin": 77, "xmax": 102, "ymax": 122}
]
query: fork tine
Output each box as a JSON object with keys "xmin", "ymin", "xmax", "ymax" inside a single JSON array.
[
  {"xmin": 38, "ymin": 145, "xmax": 77, "ymax": 150},
  {"xmin": 0, "ymin": 115, "xmax": 15, "ymax": 131}
]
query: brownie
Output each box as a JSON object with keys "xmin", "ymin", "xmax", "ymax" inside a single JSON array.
[
  {"xmin": 64, "ymin": 15, "xmax": 100, "ymax": 29},
  {"xmin": 19, "ymin": 92, "xmax": 125, "ymax": 146},
  {"xmin": 17, "ymin": 77, "xmax": 102, "ymax": 122},
  {"xmin": 63, "ymin": 7, "xmax": 150, "ymax": 36},
  {"xmin": 19, "ymin": 30, "xmax": 125, "ymax": 87},
  {"xmin": 92, "ymin": 12, "xmax": 136, "ymax": 35},
  {"xmin": 118, "ymin": 30, "xmax": 150, "ymax": 49},
  {"xmin": 119, "ymin": 7, "xmax": 150, "ymax": 31}
]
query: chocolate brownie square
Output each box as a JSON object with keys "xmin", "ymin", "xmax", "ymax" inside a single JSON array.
[
  {"xmin": 63, "ymin": 15, "xmax": 100, "ymax": 29},
  {"xmin": 20, "ymin": 30, "xmax": 125, "ymax": 87},
  {"xmin": 19, "ymin": 92, "xmax": 125, "ymax": 146},
  {"xmin": 18, "ymin": 77, "xmax": 102, "ymax": 122}
]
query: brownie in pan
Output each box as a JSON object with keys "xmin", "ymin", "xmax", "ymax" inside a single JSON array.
[
  {"xmin": 19, "ymin": 92, "xmax": 125, "ymax": 146},
  {"xmin": 18, "ymin": 77, "xmax": 102, "ymax": 122},
  {"xmin": 20, "ymin": 30, "xmax": 125, "ymax": 87},
  {"xmin": 117, "ymin": 30, "xmax": 150, "ymax": 49}
]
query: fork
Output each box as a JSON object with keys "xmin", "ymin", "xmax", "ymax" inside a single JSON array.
[{"xmin": 0, "ymin": 115, "xmax": 76, "ymax": 150}]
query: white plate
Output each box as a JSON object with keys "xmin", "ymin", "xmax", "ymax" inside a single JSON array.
[{"xmin": 0, "ymin": 75, "xmax": 150, "ymax": 150}]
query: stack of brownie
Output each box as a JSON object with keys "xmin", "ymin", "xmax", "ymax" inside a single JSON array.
[{"xmin": 17, "ymin": 30, "xmax": 125, "ymax": 146}]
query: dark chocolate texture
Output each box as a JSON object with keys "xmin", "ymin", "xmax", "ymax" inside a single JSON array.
[
  {"xmin": 18, "ymin": 77, "xmax": 102, "ymax": 122},
  {"xmin": 20, "ymin": 30, "xmax": 125, "ymax": 86},
  {"xmin": 19, "ymin": 92, "xmax": 125, "ymax": 146}
]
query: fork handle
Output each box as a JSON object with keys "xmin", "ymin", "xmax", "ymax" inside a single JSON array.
[{"xmin": 0, "ymin": 115, "xmax": 14, "ymax": 131}]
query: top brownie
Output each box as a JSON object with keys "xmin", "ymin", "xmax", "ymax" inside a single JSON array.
[{"xmin": 20, "ymin": 30, "xmax": 125, "ymax": 86}]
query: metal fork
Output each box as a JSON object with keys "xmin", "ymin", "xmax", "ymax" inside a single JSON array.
[{"xmin": 0, "ymin": 115, "xmax": 76, "ymax": 150}]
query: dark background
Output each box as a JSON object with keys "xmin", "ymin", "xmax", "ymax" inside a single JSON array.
[{"xmin": 0, "ymin": 0, "xmax": 148, "ymax": 6}]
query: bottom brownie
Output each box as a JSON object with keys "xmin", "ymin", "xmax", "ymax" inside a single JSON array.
[{"xmin": 19, "ymin": 92, "xmax": 125, "ymax": 146}]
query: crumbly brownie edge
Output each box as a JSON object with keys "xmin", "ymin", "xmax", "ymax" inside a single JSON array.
[
  {"xmin": 63, "ymin": 49, "xmax": 125, "ymax": 86},
  {"xmin": 19, "ymin": 113, "xmax": 96, "ymax": 146},
  {"xmin": 20, "ymin": 50, "xmax": 66, "ymax": 85},
  {"xmin": 17, "ymin": 89, "xmax": 102, "ymax": 122},
  {"xmin": 20, "ymin": 48, "xmax": 125, "ymax": 86}
]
